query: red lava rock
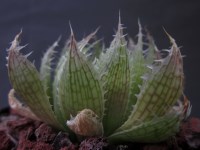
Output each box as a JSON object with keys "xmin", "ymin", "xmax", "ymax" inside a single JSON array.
[
  {"xmin": 187, "ymin": 117, "xmax": 200, "ymax": 133},
  {"xmin": 17, "ymin": 139, "xmax": 54, "ymax": 150},
  {"xmin": 60, "ymin": 145, "xmax": 77, "ymax": 150},
  {"xmin": 79, "ymin": 137, "xmax": 108, "ymax": 150},
  {"xmin": 52, "ymin": 132, "xmax": 77, "ymax": 150},
  {"xmin": 139, "ymin": 139, "xmax": 182, "ymax": 150},
  {"xmin": 0, "ymin": 115, "xmax": 18, "ymax": 131},
  {"xmin": 7, "ymin": 117, "xmax": 40, "ymax": 131},
  {"xmin": 17, "ymin": 124, "xmax": 54, "ymax": 150},
  {"xmin": 114, "ymin": 144, "xmax": 129, "ymax": 150},
  {"xmin": 7, "ymin": 117, "xmax": 35, "ymax": 137},
  {"xmin": 1, "ymin": 108, "xmax": 200, "ymax": 150},
  {"xmin": 143, "ymin": 144, "xmax": 169, "ymax": 150},
  {"xmin": 0, "ymin": 131, "xmax": 15, "ymax": 150},
  {"xmin": 35, "ymin": 123, "xmax": 57, "ymax": 143},
  {"xmin": 178, "ymin": 117, "xmax": 200, "ymax": 149}
]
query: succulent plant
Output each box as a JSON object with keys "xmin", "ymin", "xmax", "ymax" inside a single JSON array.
[{"xmin": 7, "ymin": 18, "xmax": 191, "ymax": 143}]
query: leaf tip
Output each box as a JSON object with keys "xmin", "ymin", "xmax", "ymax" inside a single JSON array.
[{"xmin": 10, "ymin": 30, "xmax": 22, "ymax": 50}]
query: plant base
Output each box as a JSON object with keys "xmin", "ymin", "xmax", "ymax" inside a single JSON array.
[{"xmin": 0, "ymin": 108, "xmax": 200, "ymax": 150}]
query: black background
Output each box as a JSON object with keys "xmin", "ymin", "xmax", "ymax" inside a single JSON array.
[{"xmin": 0, "ymin": 0, "xmax": 200, "ymax": 117}]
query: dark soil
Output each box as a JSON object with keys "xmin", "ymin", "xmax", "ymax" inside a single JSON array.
[{"xmin": 0, "ymin": 108, "xmax": 200, "ymax": 150}]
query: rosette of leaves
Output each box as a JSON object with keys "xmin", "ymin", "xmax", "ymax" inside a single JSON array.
[{"xmin": 7, "ymin": 19, "xmax": 191, "ymax": 143}]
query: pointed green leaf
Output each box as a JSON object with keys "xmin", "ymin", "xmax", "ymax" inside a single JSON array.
[
  {"xmin": 53, "ymin": 40, "xmax": 69, "ymax": 124},
  {"xmin": 57, "ymin": 29, "xmax": 104, "ymax": 123},
  {"xmin": 118, "ymin": 35, "xmax": 183, "ymax": 131},
  {"xmin": 145, "ymin": 33, "xmax": 161, "ymax": 65},
  {"xmin": 40, "ymin": 37, "xmax": 60, "ymax": 105},
  {"xmin": 78, "ymin": 28, "xmax": 99, "ymax": 53},
  {"xmin": 7, "ymin": 32, "xmax": 64, "ymax": 130},
  {"xmin": 82, "ymin": 39, "xmax": 103, "ymax": 62},
  {"xmin": 109, "ymin": 114, "xmax": 180, "ymax": 143},
  {"xmin": 99, "ymin": 20, "xmax": 130, "ymax": 135},
  {"xmin": 127, "ymin": 23, "xmax": 147, "ymax": 109}
]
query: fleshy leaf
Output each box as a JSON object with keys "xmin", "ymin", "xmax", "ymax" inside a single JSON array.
[
  {"xmin": 127, "ymin": 23, "xmax": 147, "ymax": 110},
  {"xmin": 82, "ymin": 39, "xmax": 103, "ymax": 62},
  {"xmin": 8, "ymin": 89, "xmax": 40, "ymax": 121},
  {"xmin": 7, "ymin": 32, "xmax": 64, "ymax": 130},
  {"xmin": 40, "ymin": 37, "xmax": 60, "ymax": 105},
  {"xmin": 53, "ymin": 30, "xmax": 99, "ymax": 124},
  {"xmin": 57, "ymin": 27, "xmax": 104, "ymax": 123},
  {"xmin": 99, "ymin": 18, "xmax": 130, "ymax": 135},
  {"xmin": 108, "ymin": 114, "xmax": 180, "ymax": 143},
  {"xmin": 145, "ymin": 32, "xmax": 161, "ymax": 65},
  {"xmin": 117, "ymin": 34, "xmax": 184, "ymax": 132},
  {"xmin": 53, "ymin": 39, "xmax": 70, "ymax": 124},
  {"xmin": 78, "ymin": 28, "xmax": 99, "ymax": 53}
]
